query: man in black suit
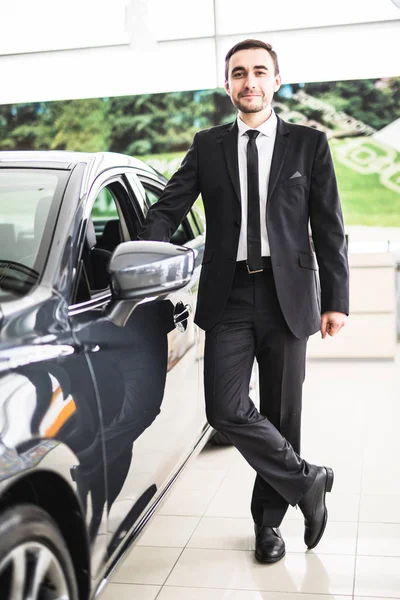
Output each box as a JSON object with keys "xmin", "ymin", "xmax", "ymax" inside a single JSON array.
[{"xmin": 139, "ymin": 39, "xmax": 349, "ymax": 563}]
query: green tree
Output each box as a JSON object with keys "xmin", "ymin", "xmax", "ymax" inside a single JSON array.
[
  {"xmin": 304, "ymin": 78, "xmax": 400, "ymax": 130},
  {"xmin": 109, "ymin": 90, "xmax": 218, "ymax": 155},
  {"xmin": 0, "ymin": 102, "xmax": 56, "ymax": 150},
  {"xmin": 51, "ymin": 98, "xmax": 110, "ymax": 152}
]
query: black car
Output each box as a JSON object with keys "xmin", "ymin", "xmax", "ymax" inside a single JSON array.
[{"xmin": 0, "ymin": 151, "xmax": 212, "ymax": 599}]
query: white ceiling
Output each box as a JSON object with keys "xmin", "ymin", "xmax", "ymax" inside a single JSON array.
[{"xmin": 0, "ymin": 0, "xmax": 399, "ymax": 104}]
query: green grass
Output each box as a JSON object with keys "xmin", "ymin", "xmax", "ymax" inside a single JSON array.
[
  {"xmin": 361, "ymin": 142, "xmax": 388, "ymax": 158},
  {"xmin": 330, "ymin": 140, "xmax": 400, "ymax": 226},
  {"xmin": 143, "ymin": 142, "xmax": 400, "ymax": 227}
]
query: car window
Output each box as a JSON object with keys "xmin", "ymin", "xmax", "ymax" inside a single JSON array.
[
  {"xmin": 186, "ymin": 207, "xmax": 202, "ymax": 237},
  {"xmin": 91, "ymin": 187, "xmax": 119, "ymax": 238},
  {"xmin": 191, "ymin": 200, "xmax": 205, "ymax": 235},
  {"xmin": 140, "ymin": 180, "xmax": 195, "ymax": 246},
  {"xmin": 0, "ymin": 168, "xmax": 68, "ymax": 300},
  {"xmin": 74, "ymin": 180, "xmax": 137, "ymax": 304}
]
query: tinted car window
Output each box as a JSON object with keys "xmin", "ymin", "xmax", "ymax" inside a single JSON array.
[
  {"xmin": 191, "ymin": 201, "xmax": 205, "ymax": 235},
  {"xmin": 73, "ymin": 180, "xmax": 137, "ymax": 304},
  {"xmin": 0, "ymin": 168, "xmax": 68, "ymax": 299},
  {"xmin": 186, "ymin": 209, "xmax": 201, "ymax": 237},
  {"xmin": 86, "ymin": 187, "xmax": 123, "ymax": 292}
]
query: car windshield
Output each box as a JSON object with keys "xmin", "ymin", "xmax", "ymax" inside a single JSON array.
[{"xmin": 0, "ymin": 168, "xmax": 68, "ymax": 300}]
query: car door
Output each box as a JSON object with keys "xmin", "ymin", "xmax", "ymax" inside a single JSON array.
[
  {"xmin": 131, "ymin": 171, "xmax": 208, "ymax": 434},
  {"xmin": 68, "ymin": 168, "xmax": 203, "ymax": 562},
  {"xmin": 135, "ymin": 171, "xmax": 207, "ymax": 397}
]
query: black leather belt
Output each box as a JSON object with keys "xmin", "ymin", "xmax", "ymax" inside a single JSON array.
[{"xmin": 235, "ymin": 256, "xmax": 272, "ymax": 273}]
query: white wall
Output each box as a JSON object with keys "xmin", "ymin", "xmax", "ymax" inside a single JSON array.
[{"xmin": 1, "ymin": 0, "xmax": 399, "ymax": 104}]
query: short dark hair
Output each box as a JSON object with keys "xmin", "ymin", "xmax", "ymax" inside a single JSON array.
[{"xmin": 224, "ymin": 39, "xmax": 279, "ymax": 81}]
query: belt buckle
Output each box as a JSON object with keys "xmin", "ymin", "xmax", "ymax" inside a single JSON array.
[{"xmin": 246, "ymin": 263, "xmax": 264, "ymax": 274}]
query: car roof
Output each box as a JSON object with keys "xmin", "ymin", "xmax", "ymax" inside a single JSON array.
[{"xmin": 0, "ymin": 150, "xmax": 158, "ymax": 176}]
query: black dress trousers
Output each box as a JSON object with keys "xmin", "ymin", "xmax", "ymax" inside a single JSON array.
[{"xmin": 204, "ymin": 263, "xmax": 317, "ymax": 527}]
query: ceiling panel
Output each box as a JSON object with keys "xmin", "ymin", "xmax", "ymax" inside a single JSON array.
[
  {"xmin": 0, "ymin": 0, "xmax": 129, "ymax": 55},
  {"xmin": 148, "ymin": 0, "xmax": 215, "ymax": 40},
  {"xmin": 215, "ymin": 0, "xmax": 400, "ymax": 35}
]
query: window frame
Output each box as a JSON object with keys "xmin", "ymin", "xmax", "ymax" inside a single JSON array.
[
  {"xmin": 137, "ymin": 173, "xmax": 197, "ymax": 245},
  {"xmin": 68, "ymin": 170, "xmax": 141, "ymax": 314}
]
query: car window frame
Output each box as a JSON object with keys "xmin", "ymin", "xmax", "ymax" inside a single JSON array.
[
  {"xmin": 122, "ymin": 170, "xmax": 148, "ymax": 226},
  {"xmin": 136, "ymin": 174, "xmax": 197, "ymax": 245},
  {"xmin": 68, "ymin": 170, "xmax": 142, "ymax": 315}
]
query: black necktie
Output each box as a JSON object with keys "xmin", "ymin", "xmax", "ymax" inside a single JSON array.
[{"xmin": 246, "ymin": 129, "xmax": 263, "ymax": 272}]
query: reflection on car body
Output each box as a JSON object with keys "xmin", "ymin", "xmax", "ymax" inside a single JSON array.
[{"xmin": 0, "ymin": 151, "xmax": 210, "ymax": 599}]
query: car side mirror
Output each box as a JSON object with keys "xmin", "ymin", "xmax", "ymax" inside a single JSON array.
[{"xmin": 106, "ymin": 241, "xmax": 195, "ymax": 326}]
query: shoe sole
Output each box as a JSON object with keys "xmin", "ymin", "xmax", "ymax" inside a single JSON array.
[
  {"xmin": 307, "ymin": 467, "xmax": 334, "ymax": 550},
  {"xmin": 255, "ymin": 550, "xmax": 286, "ymax": 564}
]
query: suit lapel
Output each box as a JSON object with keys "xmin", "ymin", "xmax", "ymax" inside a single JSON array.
[
  {"xmin": 221, "ymin": 121, "xmax": 241, "ymax": 205},
  {"xmin": 268, "ymin": 116, "xmax": 290, "ymax": 199}
]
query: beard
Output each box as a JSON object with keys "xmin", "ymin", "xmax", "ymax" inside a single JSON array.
[{"xmin": 233, "ymin": 94, "xmax": 270, "ymax": 114}]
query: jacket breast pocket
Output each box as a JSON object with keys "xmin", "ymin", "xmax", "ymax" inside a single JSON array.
[
  {"xmin": 298, "ymin": 251, "xmax": 318, "ymax": 270},
  {"xmin": 282, "ymin": 175, "xmax": 307, "ymax": 188},
  {"xmin": 202, "ymin": 249, "xmax": 213, "ymax": 264}
]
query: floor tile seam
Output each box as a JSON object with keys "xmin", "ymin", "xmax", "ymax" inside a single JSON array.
[
  {"xmin": 195, "ymin": 515, "xmax": 362, "ymax": 522},
  {"xmin": 147, "ymin": 514, "xmax": 202, "ymax": 521},
  {"xmin": 182, "ymin": 464, "xmax": 233, "ymax": 549},
  {"xmin": 155, "ymin": 545, "xmax": 187, "ymax": 597},
  {"xmin": 108, "ymin": 581, "xmax": 161, "ymax": 588},
  {"xmin": 159, "ymin": 582, "xmax": 355, "ymax": 595},
  {"xmin": 154, "ymin": 583, "xmax": 164, "ymax": 600},
  {"xmin": 203, "ymin": 515, "xmax": 366, "ymax": 525},
  {"xmin": 136, "ymin": 544, "xmax": 358, "ymax": 557},
  {"xmin": 355, "ymin": 552, "xmax": 400, "ymax": 558},
  {"xmin": 135, "ymin": 544, "xmax": 357, "ymax": 555},
  {"xmin": 187, "ymin": 546, "xmax": 358, "ymax": 555},
  {"xmin": 157, "ymin": 512, "xmax": 206, "ymax": 517},
  {"xmin": 136, "ymin": 515, "xmax": 202, "ymax": 548},
  {"xmin": 352, "ymin": 597, "xmax": 400, "ymax": 600},
  {"xmin": 358, "ymin": 520, "xmax": 400, "ymax": 525}
]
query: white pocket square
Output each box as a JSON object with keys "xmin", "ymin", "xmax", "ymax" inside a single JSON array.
[{"xmin": 289, "ymin": 171, "xmax": 302, "ymax": 179}]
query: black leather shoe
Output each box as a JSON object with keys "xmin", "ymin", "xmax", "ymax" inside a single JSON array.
[
  {"xmin": 298, "ymin": 466, "xmax": 334, "ymax": 549},
  {"xmin": 254, "ymin": 525, "xmax": 286, "ymax": 564}
]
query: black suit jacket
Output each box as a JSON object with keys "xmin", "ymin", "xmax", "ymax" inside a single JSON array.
[{"xmin": 139, "ymin": 116, "xmax": 349, "ymax": 338}]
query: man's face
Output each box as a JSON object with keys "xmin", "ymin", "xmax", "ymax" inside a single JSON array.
[{"xmin": 225, "ymin": 48, "xmax": 281, "ymax": 114}]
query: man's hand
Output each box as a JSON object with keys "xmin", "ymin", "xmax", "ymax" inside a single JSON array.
[{"xmin": 320, "ymin": 312, "xmax": 348, "ymax": 339}]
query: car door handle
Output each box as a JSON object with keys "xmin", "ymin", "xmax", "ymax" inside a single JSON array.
[{"xmin": 173, "ymin": 301, "xmax": 191, "ymax": 332}]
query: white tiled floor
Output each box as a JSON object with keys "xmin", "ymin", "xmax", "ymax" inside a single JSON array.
[{"xmin": 101, "ymin": 347, "xmax": 400, "ymax": 599}]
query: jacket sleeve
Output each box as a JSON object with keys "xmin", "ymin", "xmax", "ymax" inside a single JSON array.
[
  {"xmin": 309, "ymin": 132, "xmax": 350, "ymax": 315},
  {"xmin": 138, "ymin": 133, "xmax": 200, "ymax": 242}
]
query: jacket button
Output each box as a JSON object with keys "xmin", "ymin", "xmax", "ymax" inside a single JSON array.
[
  {"xmin": 233, "ymin": 220, "xmax": 240, "ymax": 227},
  {"xmin": 228, "ymin": 256, "xmax": 236, "ymax": 263}
]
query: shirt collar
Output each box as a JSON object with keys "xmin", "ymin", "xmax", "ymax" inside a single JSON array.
[{"xmin": 237, "ymin": 109, "xmax": 277, "ymax": 138}]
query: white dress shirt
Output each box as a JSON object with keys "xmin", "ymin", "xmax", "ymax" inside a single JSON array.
[{"xmin": 236, "ymin": 109, "xmax": 277, "ymax": 261}]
